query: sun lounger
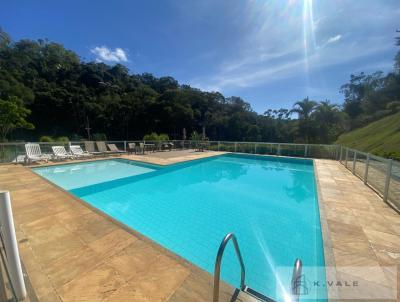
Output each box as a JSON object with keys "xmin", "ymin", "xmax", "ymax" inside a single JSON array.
[
  {"xmin": 25, "ymin": 143, "xmax": 52, "ymax": 163},
  {"xmin": 70, "ymin": 145, "xmax": 92, "ymax": 158},
  {"xmin": 52, "ymin": 146, "xmax": 74, "ymax": 160},
  {"xmin": 107, "ymin": 144, "xmax": 126, "ymax": 154},
  {"xmin": 84, "ymin": 141, "xmax": 103, "ymax": 155},
  {"xmin": 127, "ymin": 143, "xmax": 137, "ymax": 154},
  {"xmin": 162, "ymin": 142, "xmax": 174, "ymax": 151},
  {"xmin": 96, "ymin": 141, "xmax": 115, "ymax": 155}
]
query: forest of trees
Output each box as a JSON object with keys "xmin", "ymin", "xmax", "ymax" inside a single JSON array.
[{"xmin": 0, "ymin": 28, "xmax": 399, "ymax": 144}]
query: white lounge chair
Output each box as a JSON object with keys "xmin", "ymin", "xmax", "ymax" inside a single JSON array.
[
  {"xmin": 127, "ymin": 143, "xmax": 137, "ymax": 154},
  {"xmin": 70, "ymin": 145, "xmax": 92, "ymax": 158},
  {"xmin": 96, "ymin": 141, "xmax": 114, "ymax": 155},
  {"xmin": 107, "ymin": 144, "xmax": 126, "ymax": 154},
  {"xmin": 84, "ymin": 141, "xmax": 102, "ymax": 155},
  {"xmin": 52, "ymin": 146, "xmax": 74, "ymax": 160},
  {"xmin": 25, "ymin": 143, "xmax": 52, "ymax": 163}
]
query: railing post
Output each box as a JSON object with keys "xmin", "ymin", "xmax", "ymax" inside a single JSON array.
[
  {"xmin": 234, "ymin": 142, "xmax": 237, "ymax": 153},
  {"xmin": 304, "ymin": 145, "xmax": 308, "ymax": 158},
  {"xmin": 383, "ymin": 159, "xmax": 393, "ymax": 203},
  {"xmin": 345, "ymin": 148, "xmax": 348, "ymax": 168},
  {"xmin": 277, "ymin": 144, "xmax": 281, "ymax": 156},
  {"xmin": 352, "ymin": 151, "xmax": 357, "ymax": 174},
  {"xmin": 364, "ymin": 154, "xmax": 370, "ymax": 184},
  {"xmin": 123, "ymin": 141, "xmax": 127, "ymax": 151},
  {"xmin": 254, "ymin": 143, "xmax": 257, "ymax": 154},
  {"xmin": 0, "ymin": 191, "xmax": 27, "ymax": 300},
  {"xmin": 218, "ymin": 141, "xmax": 220, "ymax": 151},
  {"xmin": 14, "ymin": 144, "xmax": 18, "ymax": 164},
  {"xmin": 339, "ymin": 146, "xmax": 343, "ymax": 162},
  {"xmin": 0, "ymin": 263, "xmax": 7, "ymax": 302}
]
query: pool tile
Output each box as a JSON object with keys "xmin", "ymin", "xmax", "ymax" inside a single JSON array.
[
  {"xmin": 127, "ymin": 253, "xmax": 190, "ymax": 301},
  {"xmin": 333, "ymin": 248, "xmax": 390, "ymax": 287},
  {"xmin": 364, "ymin": 229, "xmax": 400, "ymax": 250},
  {"xmin": 33, "ymin": 233, "xmax": 86, "ymax": 263},
  {"xmin": 44, "ymin": 247, "xmax": 104, "ymax": 288},
  {"xmin": 58, "ymin": 263, "xmax": 126, "ymax": 302},
  {"xmin": 106, "ymin": 239, "xmax": 162, "ymax": 281},
  {"xmin": 88, "ymin": 228, "xmax": 137, "ymax": 258},
  {"xmin": 21, "ymin": 216, "xmax": 72, "ymax": 246},
  {"xmin": 65, "ymin": 212, "xmax": 119, "ymax": 243}
]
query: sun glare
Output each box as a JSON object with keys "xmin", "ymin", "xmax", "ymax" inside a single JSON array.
[{"xmin": 302, "ymin": 0, "xmax": 316, "ymax": 74}]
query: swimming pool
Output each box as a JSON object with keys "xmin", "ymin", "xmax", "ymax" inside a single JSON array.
[{"xmin": 33, "ymin": 155, "xmax": 326, "ymax": 301}]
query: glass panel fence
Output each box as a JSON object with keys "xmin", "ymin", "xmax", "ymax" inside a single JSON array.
[
  {"xmin": 236, "ymin": 142, "xmax": 256, "ymax": 154},
  {"xmin": 346, "ymin": 149, "xmax": 354, "ymax": 170},
  {"xmin": 388, "ymin": 161, "xmax": 400, "ymax": 209},
  {"xmin": 279, "ymin": 144, "xmax": 304, "ymax": 157},
  {"xmin": 206, "ymin": 141, "xmax": 219, "ymax": 151},
  {"xmin": 256, "ymin": 143, "xmax": 279, "ymax": 155},
  {"xmin": 215, "ymin": 142, "xmax": 235, "ymax": 152},
  {"xmin": 354, "ymin": 151, "xmax": 367, "ymax": 181},
  {"xmin": 366, "ymin": 155, "xmax": 388, "ymax": 197},
  {"xmin": 307, "ymin": 145, "xmax": 338, "ymax": 160}
]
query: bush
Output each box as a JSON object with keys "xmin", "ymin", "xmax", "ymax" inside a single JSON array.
[
  {"xmin": 158, "ymin": 133, "xmax": 169, "ymax": 141},
  {"xmin": 190, "ymin": 131, "xmax": 203, "ymax": 141},
  {"xmin": 55, "ymin": 136, "xmax": 69, "ymax": 142},
  {"xmin": 143, "ymin": 132, "xmax": 169, "ymax": 141},
  {"xmin": 39, "ymin": 135, "xmax": 53, "ymax": 142},
  {"xmin": 143, "ymin": 132, "xmax": 158, "ymax": 141},
  {"xmin": 92, "ymin": 133, "xmax": 107, "ymax": 141}
]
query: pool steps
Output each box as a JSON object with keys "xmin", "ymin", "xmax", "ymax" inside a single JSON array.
[{"xmin": 213, "ymin": 233, "xmax": 302, "ymax": 302}]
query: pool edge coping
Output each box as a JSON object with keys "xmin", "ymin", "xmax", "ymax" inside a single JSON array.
[{"xmin": 313, "ymin": 159, "xmax": 340, "ymax": 301}]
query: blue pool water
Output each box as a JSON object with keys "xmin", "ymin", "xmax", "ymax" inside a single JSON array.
[{"xmin": 33, "ymin": 155, "xmax": 326, "ymax": 301}]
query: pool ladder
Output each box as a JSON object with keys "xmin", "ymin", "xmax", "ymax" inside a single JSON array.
[{"xmin": 213, "ymin": 233, "xmax": 302, "ymax": 302}]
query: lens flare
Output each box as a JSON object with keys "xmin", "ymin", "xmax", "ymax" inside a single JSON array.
[
  {"xmin": 252, "ymin": 225, "xmax": 290, "ymax": 301},
  {"xmin": 302, "ymin": 0, "xmax": 316, "ymax": 75}
]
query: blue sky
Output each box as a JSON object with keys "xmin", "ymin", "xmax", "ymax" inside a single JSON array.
[{"xmin": 1, "ymin": 0, "xmax": 399, "ymax": 113}]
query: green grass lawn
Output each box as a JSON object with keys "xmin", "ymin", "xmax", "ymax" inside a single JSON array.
[{"xmin": 336, "ymin": 112, "xmax": 400, "ymax": 160}]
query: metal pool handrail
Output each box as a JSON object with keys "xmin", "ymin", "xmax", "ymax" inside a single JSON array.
[
  {"xmin": 291, "ymin": 258, "xmax": 303, "ymax": 302},
  {"xmin": 213, "ymin": 233, "xmax": 246, "ymax": 302},
  {"xmin": 213, "ymin": 233, "xmax": 303, "ymax": 302}
]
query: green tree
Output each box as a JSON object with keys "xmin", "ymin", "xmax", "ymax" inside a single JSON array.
[
  {"xmin": 0, "ymin": 28, "xmax": 11, "ymax": 47},
  {"xmin": 313, "ymin": 101, "xmax": 344, "ymax": 143},
  {"xmin": 0, "ymin": 96, "xmax": 34, "ymax": 141},
  {"xmin": 290, "ymin": 97, "xmax": 317, "ymax": 143},
  {"xmin": 395, "ymin": 30, "xmax": 400, "ymax": 73}
]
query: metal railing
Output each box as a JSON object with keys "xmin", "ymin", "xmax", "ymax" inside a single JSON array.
[
  {"xmin": 0, "ymin": 191, "xmax": 27, "ymax": 301},
  {"xmin": 339, "ymin": 146, "xmax": 400, "ymax": 211},
  {"xmin": 291, "ymin": 259, "xmax": 303, "ymax": 302},
  {"xmin": 0, "ymin": 140, "xmax": 340, "ymax": 164},
  {"xmin": 213, "ymin": 233, "xmax": 246, "ymax": 302}
]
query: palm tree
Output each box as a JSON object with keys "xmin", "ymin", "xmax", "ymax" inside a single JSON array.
[
  {"xmin": 290, "ymin": 97, "xmax": 317, "ymax": 143},
  {"xmin": 314, "ymin": 100, "xmax": 339, "ymax": 122},
  {"xmin": 313, "ymin": 100, "xmax": 342, "ymax": 143}
]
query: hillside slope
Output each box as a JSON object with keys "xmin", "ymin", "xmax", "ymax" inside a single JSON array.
[{"xmin": 336, "ymin": 112, "xmax": 400, "ymax": 159}]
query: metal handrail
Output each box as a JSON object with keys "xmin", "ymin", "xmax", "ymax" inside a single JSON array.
[
  {"xmin": 213, "ymin": 233, "xmax": 246, "ymax": 302},
  {"xmin": 291, "ymin": 258, "xmax": 303, "ymax": 302}
]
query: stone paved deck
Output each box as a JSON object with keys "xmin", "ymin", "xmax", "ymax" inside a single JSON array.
[
  {"xmin": 315, "ymin": 160, "xmax": 399, "ymax": 301},
  {"xmin": 0, "ymin": 153, "xmax": 399, "ymax": 301}
]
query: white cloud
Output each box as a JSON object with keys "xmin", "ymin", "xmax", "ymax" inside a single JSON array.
[
  {"xmin": 90, "ymin": 46, "xmax": 128, "ymax": 63},
  {"xmin": 188, "ymin": 0, "xmax": 399, "ymax": 92},
  {"xmin": 326, "ymin": 35, "xmax": 341, "ymax": 44}
]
